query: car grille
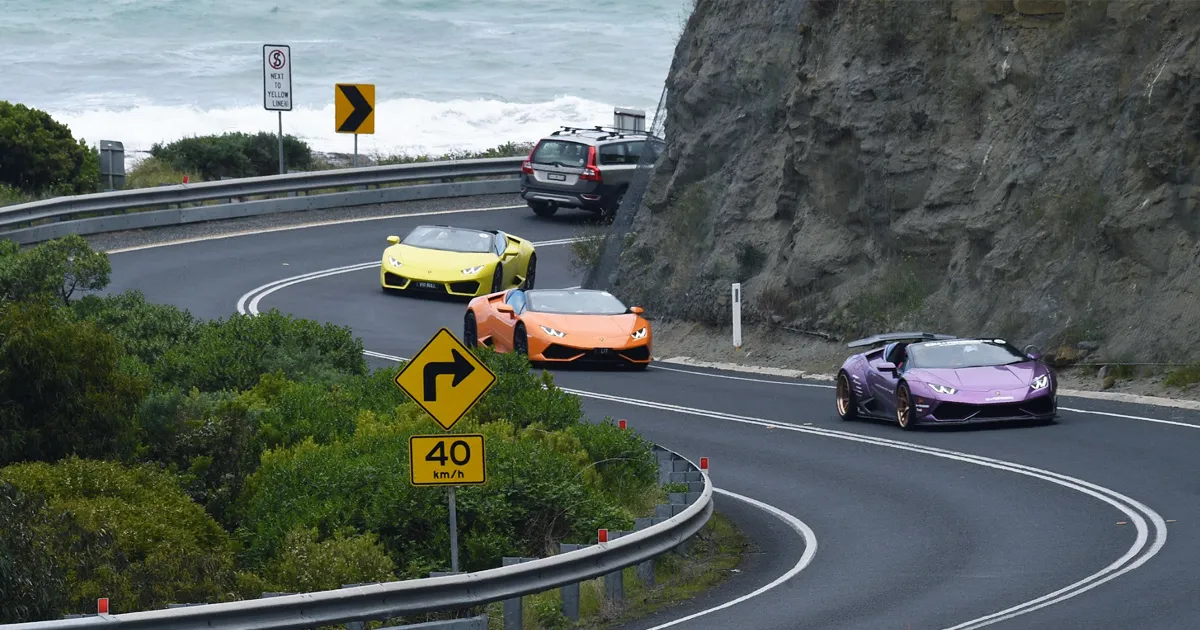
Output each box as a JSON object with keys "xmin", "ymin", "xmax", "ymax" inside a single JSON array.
[
  {"xmin": 542, "ymin": 343, "xmax": 650, "ymax": 364},
  {"xmin": 932, "ymin": 395, "xmax": 1055, "ymax": 421},
  {"xmin": 383, "ymin": 272, "xmax": 479, "ymax": 296}
]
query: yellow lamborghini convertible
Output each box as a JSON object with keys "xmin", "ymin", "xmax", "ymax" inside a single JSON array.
[{"xmin": 380, "ymin": 224, "xmax": 538, "ymax": 298}]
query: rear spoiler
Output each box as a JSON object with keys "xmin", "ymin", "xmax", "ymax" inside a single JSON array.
[{"xmin": 846, "ymin": 332, "xmax": 957, "ymax": 349}]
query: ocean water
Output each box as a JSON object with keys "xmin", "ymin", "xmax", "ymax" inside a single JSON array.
[{"xmin": 0, "ymin": 0, "xmax": 690, "ymax": 163}]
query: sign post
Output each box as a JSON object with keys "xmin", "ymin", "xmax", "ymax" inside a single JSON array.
[
  {"xmin": 335, "ymin": 83, "xmax": 375, "ymax": 167},
  {"xmin": 394, "ymin": 328, "xmax": 496, "ymax": 573},
  {"xmin": 263, "ymin": 45, "xmax": 293, "ymax": 174}
]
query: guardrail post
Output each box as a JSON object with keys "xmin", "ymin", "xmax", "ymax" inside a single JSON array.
[
  {"xmin": 732, "ymin": 282, "xmax": 743, "ymax": 349},
  {"xmin": 634, "ymin": 517, "xmax": 656, "ymax": 586},
  {"xmin": 604, "ymin": 531, "xmax": 632, "ymax": 602},
  {"xmin": 502, "ymin": 557, "xmax": 537, "ymax": 630},
  {"xmin": 558, "ymin": 543, "xmax": 585, "ymax": 620}
]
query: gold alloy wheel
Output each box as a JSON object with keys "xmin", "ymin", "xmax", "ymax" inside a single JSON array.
[
  {"xmin": 836, "ymin": 373, "xmax": 852, "ymax": 416},
  {"xmin": 896, "ymin": 385, "xmax": 911, "ymax": 428}
]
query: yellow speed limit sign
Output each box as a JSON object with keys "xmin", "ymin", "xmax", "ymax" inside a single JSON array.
[{"xmin": 409, "ymin": 434, "xmax": 486, "ymax": 486}]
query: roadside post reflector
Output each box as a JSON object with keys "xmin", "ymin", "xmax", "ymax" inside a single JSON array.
[
  {"xmin": 598, "ymin": 528, "xmax": 609, "ymax": 543},
  {"xmin": 618, "ymin": 419, "xmax": 627, "ymax": 429},
  {"xmin": 700, "ymin": 457, "xmax": 709, "ymax": 471},
  {"xmin": 97, "ymin": 598, "xmax": 109, "ymax": 614}
]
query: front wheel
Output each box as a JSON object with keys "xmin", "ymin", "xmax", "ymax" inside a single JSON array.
[
  {"xmin": 836, "ymin": 371, "xmax": 858, "ymax": 421},
  {"xmin": 524, "ymin": 254, "xmax": 537, "ymax": 289},
  {"xmin": 464, "ymin": 311, "xmax": 478, "ymax": 348},
  {"xmin": 490, "ymin": 264, "xmax": 504, "ymax": 293},
  {"xmin": 513, "ymin": 323, "xmax": 529, "ymax": 356},
  {"xmin": 896, "ymin": 382, "xmax": 916, "ymax": 430}
]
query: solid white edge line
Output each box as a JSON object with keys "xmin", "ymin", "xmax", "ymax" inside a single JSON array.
[
  {"xmin": 638, "ymin": 487, "xmax": 818, "ymax": 630},
  {"xmin": 244, "ymin": 262, "xmax": 1168, "ymax": 628},
  {"xmin": 103, "ymin": 204, "xmax": 528, "ymax": 254},
  {"xmin": 238, "ymin": 237, "xmax": 590, "ymax": 316}
]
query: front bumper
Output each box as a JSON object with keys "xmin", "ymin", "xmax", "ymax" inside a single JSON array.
[
  {"xmin": 529, "ymin": 338, "xmax": 651, "ymax": 366},
  {"xmin": 914, "ymin": 390, "xmax": 1057, "ymax": 424},
  {"xmin": 380, "ymin": 265, "xmax": 486, "ymax": 297}
]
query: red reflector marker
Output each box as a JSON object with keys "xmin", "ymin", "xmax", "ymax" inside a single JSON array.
[
  {"xmin": 618, "ymin": 419, "xmax": 627, "ymax": 429},
  {"xmin": 699, "ymin": 457, "xmax": 709, "ymax": 470},
  {"xmin": 98, "ymin": 598, "xmax": 109, "ymax": 615},
  {"xmin": 598, "ymin": 528, "xmax": 608, "ymax": 543}
]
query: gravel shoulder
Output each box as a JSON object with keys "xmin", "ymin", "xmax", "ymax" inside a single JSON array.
[{"xmin": 649, "ymin": 319, "xmax": 1200, "ymax": 404}]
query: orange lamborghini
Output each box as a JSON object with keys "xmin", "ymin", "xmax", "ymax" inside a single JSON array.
[{"xmin": 463, "ymin": 288, "xmax": 652, "ymax": 368}]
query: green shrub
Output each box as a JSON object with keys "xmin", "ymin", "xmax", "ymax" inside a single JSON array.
[
  {"xmin": 0, "ymin": 183, "xmax": 31, "ymax": 207},
  {"xmin": 0, "ymin": 481, "xmax": 68, "ymax": 623},
  {"xmin": 261, "ymin": 526, "xmax": 397, "ymax": 592},
  {"xmin": 237, "ymin": 411, "xmax": 633, "ymax": 574},
  {"xmin": 571, "ymin": 419, "xmax": 659, "ymax": 511},
  {"xmin": 472, "ymin": 348, "xmax": 584, "ymax": 430},
  {"xmin": 150, "ymin": 132, "xmax": 313, "ymax": 181},
  {"xmin": 154, "ymin": 308, "xmax": 367, "ymax": 392},
  {"xmin": 374, "ymin": 141, "xmax": 534, "ymax": 165},
  {"xmin": 0, "ymin": 101, "xmax": 100, "ymax": 196},
  {"xmin": 124, "ymin": 155, "xmax": 197, "ymax": 188},
  {"xmin": 0, "ymin": 458, "xmax": 238, "ymax": 614},
  {"xmin": 73, "ymin": 289, "xmax": 200, "ymax": 366},
  {"xmin": 0, "ymin": 299, "xmax": 149, "ymax": 466},
  {"xmin": 0, "ymin": 234, "xmax": 111, "ymax": 306}
]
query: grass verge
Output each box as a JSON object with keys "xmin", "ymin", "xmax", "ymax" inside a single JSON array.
[{"xmin": 479, "ymin": 510, "xmax": 749, "ymax": 630}]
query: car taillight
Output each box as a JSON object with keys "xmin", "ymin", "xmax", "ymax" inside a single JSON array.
[
  {"xmin": 580, "ymin": 145, "xmax": 602, "ymax": 182},
  {"xmin": 521, "ymin": 145, "xmax": 536, "ymax": 174}
]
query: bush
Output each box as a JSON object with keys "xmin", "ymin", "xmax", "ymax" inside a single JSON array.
[
  {"xmin": 150, "ymin": 132, "xmax": 313, "ymax": 181},
  {"xmin": 124, "ymin": 155, "xmax": 196, "ymax": 189},
  {"xmin": 261, "ymin": 527, "xmax": 396, "ymax": 593},
  {"xmin": 73, "ymin": 289, "xmax": 200, "ymax": 366},
  {"xmin": 0, "ymin": 299, "xmax": 149, "ymax": 466},
  {"xmin": 0, "ymin": 458, "xmax": 239, "ymax": 613},
  {"xmin": 0, "ymin": 233, "xmax": 111, "ymax": 306},
  {"xmin": 472, "ymin": 348, "xmax": 584, "ymax": 430},
  {"xmin": 0, "ymin": 481, "xmax": 68, "ymax": 623},
  {"xmin": 0, "ymin": 101, "xmax": 100, "ymax": 196},
  {"xmin": 154, "ymin": 308, "xmax": 367, "ymax": 392}
]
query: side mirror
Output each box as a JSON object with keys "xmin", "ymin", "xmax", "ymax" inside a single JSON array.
[
  {"xmin": 496, "ymin": 303, "xmax": 514, "ymax": 314},
  {"xmin": 878, "ymin": 361, "xmax": 897, "ymax": 373},
  {"xmin": 629, "ymin": 306, "xmax": 644, "ymax": 314},
  {"xmin": 1023, "ymin": 344, "xmax": 1042, "ymax": 361},
  {"xmin": 387, "ymin": 235, "xmax": 400, "ymax": 244}
]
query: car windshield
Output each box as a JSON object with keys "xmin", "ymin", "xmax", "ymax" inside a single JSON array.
[
  {"xmin": 907, "ymin": 339, "xmax": 1028, "ymax": 369},
  {"xmin": 526, "ymin": 290, "xmax": 628, "ymax": 315},
  {"xmin": 401, "ymin": 225, "xmax": 493, "ymax": 253},
  {"xmin": 530, "ymin": 140, "xmax": 589, "ymax": 168}
]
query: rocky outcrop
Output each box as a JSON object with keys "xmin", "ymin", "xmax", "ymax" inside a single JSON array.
[{"xmin": 608, "ymin": 0, "xmax": 1200, "ymax": 362}]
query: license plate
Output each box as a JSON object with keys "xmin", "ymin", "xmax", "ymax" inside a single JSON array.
[
  {"xmin": 595, "ymin": 348, "xmax": 610, "ymax": 355},
  {"xmin": 548, "ymin": 172, "xmax": 566, "ymax": 181},
  {"xmin": 415, "ymin": 282, "xmax": 437, "ymax": 289}
]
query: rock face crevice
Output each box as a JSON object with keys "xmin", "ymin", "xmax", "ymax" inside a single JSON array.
[{"xmin": 611, "ymin": 0, "xmax": 1200, "ymax": 361}]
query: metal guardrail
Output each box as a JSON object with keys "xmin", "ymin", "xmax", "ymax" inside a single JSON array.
[
  {"xmin": 3, "ymin": 446, "xmax": 713, "ymax": 630},
  {"xmin": 0, "ymin": 157, "xmax": 526, "ymax": 245}
]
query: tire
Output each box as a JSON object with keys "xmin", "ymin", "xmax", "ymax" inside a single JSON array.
[
  {"xmin": 464, "ymin": 311, "xmax": 478, "ymax": 348},
  {"xmin": 835, "ymin": 371, "xmax": 858, "ymax": 421},
  {"xmin": 531, "ymin": 202, "xmax": 557, "ymax": 217},
  {"xmin": 524, "ymin": 254, "xmax": 537, "ymax": 289},
  {"xmin": 513, "ymin": 323, "xmax": 529, "ymax": 356},
  {"xmin": 490, "ymin": 264, "xmax": 504, "ymax": 293},
  {"xmin": 895, "ymin": 382, "xmax": 916, "ymax": 430}
]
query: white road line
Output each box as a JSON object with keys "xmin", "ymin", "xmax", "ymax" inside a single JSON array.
[
  {"xmin": 639, "ymin": 487, "xmax": 818, "ymax": 630},
  {"xmin": 242, "ymin": 265, "xmax": 1169, "ymax": 628},
  {"xmin": 1058, "ymin": 406, "xmax": 1200, "ymax": 430},
  {"xmin": 237, "ymin": 236, "xmax": 589, "ymax": 316},
  {"xmin": 651, "ymin": 365, "xmax": 1200, "ymax": 430},
  {"xmin": 312, "ymin": 348, "xmax": 1167, "ymax": 630},
  {"xmin": 104, "ymin": 204, "xmax": 527, "ymax": 254}
]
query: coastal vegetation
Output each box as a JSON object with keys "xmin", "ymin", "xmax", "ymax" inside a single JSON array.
[{"xmin": 0, "ymin": 235, "xmax": 736, "ymax": 626}]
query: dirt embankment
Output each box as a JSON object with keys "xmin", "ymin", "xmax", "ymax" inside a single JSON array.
[{"xmin": 601, "ymin": 0, "xmax": 1200, "ymax": 389}]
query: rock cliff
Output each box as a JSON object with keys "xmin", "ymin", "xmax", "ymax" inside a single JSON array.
[{"xmin": 606, "ymin": 0, "xmax": 1200, "ymax": 363}]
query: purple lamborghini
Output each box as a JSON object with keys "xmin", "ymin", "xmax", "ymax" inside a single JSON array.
[{"xmin": 835, "ymin": 332, "xmax": 1057, "ymax": 429}]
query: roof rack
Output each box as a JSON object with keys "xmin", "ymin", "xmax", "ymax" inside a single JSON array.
[
  {"xmin": 846, "ymin": 331, "xmax": 957, "ymax": 349},
  {"xmin": 549, "ymin": 125, "xmax": 657, "ymax": 141}
]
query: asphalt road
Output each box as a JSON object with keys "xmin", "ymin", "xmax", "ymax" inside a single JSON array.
[{"xmin": 103, "ymin": 197, "xmax": 1200, "ymax": 629}]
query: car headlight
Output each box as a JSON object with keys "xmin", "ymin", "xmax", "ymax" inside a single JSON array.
[
  {"xmin": 631, "ymin": 327, "xmax": 647, "ymax": 340},
  {"xmin": 1031, "ymin": 374, "xmax": 1050, "ymax": 390},
  {"xmin": 388, "ymin": 257, "xmax": 402, "ymax": 267},
  {"xmin": 462, "ymin": 265, "xmax": 485, "ymax": 275},
  {"xmin": 929, "ymin": 383, "xmax": 957, "ymax": 395},
  {"xmin": 539, "ymin": 325, "xmax": 565, "ymax": 338}
]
